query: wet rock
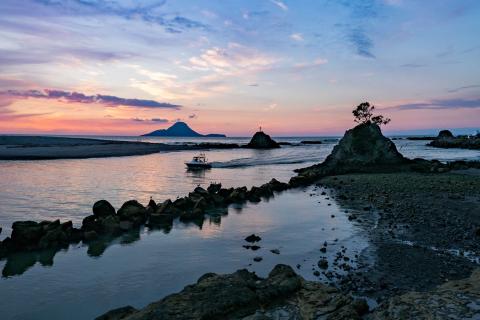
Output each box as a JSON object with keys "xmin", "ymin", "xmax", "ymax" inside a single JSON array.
[
  {"xmin": 270, "ymin": 249, "xmax": 280, "ymax": 255},
  {"xmin": 83, "ymin": 230, "xmax": 98, "ymax": 241},
  {"xmin": 149, "ymin": 213, "xmax": 174, "ymax": 226},
  {"xmin": 228, "ymin": 187, "xmax": 248, "ymax": 203},
  {"xmin": 95, "ymin": 306, "xmax": 138, "ymax": 320},
  {"xmin": 243, "ymin": 245, "xmax": 261, "ymax": 251},
  {"xmin": 253, "ymin": 256, "xmax": 263, "ymax": 262},
  {"xmin": 99, "ymin": 215, "xmax": 121, "ymax": 236},
  {"xmin": 207, "ymin": 183, "xmax": 222, "ymax": 194},
  {"xmin": 245, "ymin": 234, "xmax": 262, "ymax": 243},
  {"xmin": 92, "ymin": 200, "xmax": 116, "ymax": 218},
  {"xmin": 11, "ymin": 221, "xmax": 44, "ymax": 249},
  {"xmin": 119, "ymin": 221, "xmax": 133, "ymax": 231},
  {"xmin": 81, "ymin": 215, "xmax": 98, "ymax": 232},
  {"xmin": 371, "ymin": 268, "xmax": 480, "ymax": 319},
  {"xmin": 247, "ymin": 131, "xmax": 280, "ymax": 149},
  {"xmin": 293, "ymin": 122, "xmax": 409, "ymax": 183},
  {"xmin": 96, "ymin": 264, "xmax": 364, "ymax": 320},
  {"xmin": 318, "ymin": 259, "xmax": 329, "ymax": 269},
  {"xmin": 117, "ymin": 200, "xmax": 147, "ymax": 226}
]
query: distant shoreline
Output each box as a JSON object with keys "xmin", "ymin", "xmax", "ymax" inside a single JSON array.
[{"xmin": 0, "ymin": 135, "xmax": 239, "ymax": 160}]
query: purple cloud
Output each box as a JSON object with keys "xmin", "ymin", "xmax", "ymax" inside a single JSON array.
[
  {"xmin": 385, "ymin": 98, "xmax": 480, "ymax": 110},
  {"xmin": 2, "ymin": 89, "xmax": 182, "ymax": 109}
]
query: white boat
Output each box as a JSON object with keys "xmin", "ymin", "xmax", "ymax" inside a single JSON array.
[{"xmin": 185, "ymin": 153, "xmax": 212, "ymax": 169}]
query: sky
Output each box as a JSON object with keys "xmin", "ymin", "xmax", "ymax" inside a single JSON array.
[{"xmin": 0, "ymin": 0, "xmax": 479, "ymax": 136}]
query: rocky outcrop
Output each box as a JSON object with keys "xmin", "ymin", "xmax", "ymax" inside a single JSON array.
[
  {"xmin": 96, "ymin": 264, "xmax": 367, "ymax": 320},
  {"xmin": 428, "ymin": 130, "xmax": 480, "ymax": 150},
  {"xmin": 369, "ymin": 268, "xmax": 480, "ymax": 319},
  {"xmin": 291, "ymin": 122, "xmax": 409, "ymax": 186},
  {"xmin": 247, "ymin": 131, "xmax": 280, "ymax": 149}
]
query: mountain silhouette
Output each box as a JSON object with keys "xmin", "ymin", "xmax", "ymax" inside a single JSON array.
[{"xmin": 142, "ymin": 122, "xmax": 226, "ymax": 137}]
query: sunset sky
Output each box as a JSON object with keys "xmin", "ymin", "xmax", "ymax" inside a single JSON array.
[{"xmin": 0, "ymin": 0, "xmax": 479, "ymax": 136}]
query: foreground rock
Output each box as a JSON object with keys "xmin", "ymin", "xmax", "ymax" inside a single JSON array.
[
  {"xmin": 96, "ymin": 264, "xmax": 367, "ymax": 320},
  {"xmin": 428, "ymin": 129, "xmax": 480, "ymax": 149},
  {"xmin": 246, "ymin": 131, "xmax": 280, "ymax": 149},
  {"xmin": 369, "ymin": 268, "xmax": 480, "ymax": 319}
]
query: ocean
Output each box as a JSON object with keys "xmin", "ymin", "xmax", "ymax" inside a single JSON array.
[{"xmin": 0, "ymin": 136, "xmax": 478, "ymax": 319}]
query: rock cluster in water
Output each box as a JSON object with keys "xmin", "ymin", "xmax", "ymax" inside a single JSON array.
[
  {"xmin": 247, "ymin": 131, "xmax": 280, "ymax": 149},
  {"xmin": 428, "ymin": 129, "xmax": 480, "ymax": 149},
  {"xmin": 96, "ymin": 264, "xmax": 369, "ymax": 320},
  {"xmin": 0, "ymin": 179, "xmax": 290, "ymax": 259}
]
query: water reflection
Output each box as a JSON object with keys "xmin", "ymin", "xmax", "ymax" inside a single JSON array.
[{"xmin": 0, "ymin": 205, "xmax": 233, "ymax": 277}]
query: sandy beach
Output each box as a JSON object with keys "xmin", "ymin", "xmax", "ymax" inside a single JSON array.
[{"xmin": 0, "ymin": 136, "xmax": 240, "ymax": 160}]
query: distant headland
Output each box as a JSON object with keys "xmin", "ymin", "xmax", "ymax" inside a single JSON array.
[{"xmin": 142, "ymin": 122, "xmax": 226, "ymax": 138}]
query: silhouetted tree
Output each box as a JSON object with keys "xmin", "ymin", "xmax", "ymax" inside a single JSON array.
[{"xmin": 352, "ymin": 102, "xmax": 391, "ymax": 126}]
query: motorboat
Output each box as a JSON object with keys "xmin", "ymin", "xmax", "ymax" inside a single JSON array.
[{"xmin": 185, "ymin": 153, "xmax": 212, "ymax": 169}]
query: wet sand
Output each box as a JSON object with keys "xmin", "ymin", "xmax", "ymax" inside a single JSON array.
[
  {"xmin": 318, "ymin": 170, "xmax": 480, "ymax": 301},
  {"xmin": 0, "ymin": 136, "xmax": 236, "ymax": 160}
]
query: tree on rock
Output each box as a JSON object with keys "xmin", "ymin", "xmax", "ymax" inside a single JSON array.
[{"xmin": 352, "ymin": 102, "xmax": 390, "ymax": 126}]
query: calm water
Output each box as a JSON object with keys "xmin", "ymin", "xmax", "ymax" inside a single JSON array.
[{"xmin": 0, "ymin": 137, "xmax": 479, "ymax": 319}]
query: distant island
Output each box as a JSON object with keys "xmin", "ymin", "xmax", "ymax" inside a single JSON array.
[{"xmin": 142, "ymin": 122, "xmax": 226, "ymax": 137}]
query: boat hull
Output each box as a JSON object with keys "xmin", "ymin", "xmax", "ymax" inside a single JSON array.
[{"xmin": 185, "ymin": 163, "xmax": 212, "ymax": 169}]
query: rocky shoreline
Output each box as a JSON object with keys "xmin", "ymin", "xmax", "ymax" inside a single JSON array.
[{"xmin": 2, "ymin": 122, "xmax": 480, "ymax": 319}]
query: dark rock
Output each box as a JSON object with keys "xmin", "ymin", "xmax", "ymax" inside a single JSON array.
[
  {"xmin": 95, "ymin": 306, "xmax": 138, "ymax": 320},
  {"xmin": 81, "ymin": 215, "xmax": 98, "ymax": 231},
  {"xmin": 245, "ymin": 234, "xmax": 262, "ymax": 243},
  {"xmin": 318, "ymin": 259, "xmax": 329, "ymax": 269},
  {"xmin": 11, "ymin": 221, "xmax": 43, "ymax": 248},
  {"xmin": 119, "ymin": 221, "xmax": 133, "ymax": 231},
  {"xmin": 300, "ymin": 140, "xmax": 322, "ymax": 144},
  {"xmin": 156, "ymin": 199, "xmax": 173, "ymax": 214},
  {"xmin": 207, "ymin": 183, "xmax": 222, "ymax": 194},
  {"xmin": 438, "ymin": 130, "xmax": 454, "ymax": 139},
  {"xmin": 149, "ymin": 213, "xmax": 174, "ymax": 226},
  {"xmin": 247, "ymin": 131, "xmax": 280, "ymax": 149},
  {"xmin": 294, "ymin": 122, "xmax": 410, "ymax": 183},
  {"xmin": 147, "ymin": 198, "xmax": 157, "ymax": 211},
  {"xmin": 84, "ymin": 230, "xmax": 98, "ymax": 241},
  {"xmin": 95, "ymin": 264, "xmax": 364, "ymax": 320},
  {"xmin": 117, "ymin": 200, "xmax": 147, "ymax": 225},
  {"xmin": 92, "ymin": 200, "xmax": 116, "ymax": 218},
  {"xmin": 352, "ymin": 298, "xmax": 369, "ymax": 316},
  {"xmin": 270, "ymin": 249, "xmax": 280, "ymax": 254},
  {"xmin": 253, "ymin": 256, "xmax": 263, "ymax": 262}
]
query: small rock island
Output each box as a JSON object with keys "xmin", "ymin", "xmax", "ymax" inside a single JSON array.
[{"xmin": 246, "ymin": 129, "xmax": 280, "ymax": 149}]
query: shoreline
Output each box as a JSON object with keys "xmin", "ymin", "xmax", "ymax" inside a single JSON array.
[
  {"xmin": 0, "ymin": 135, "xmax": 241, "ymax": 160},
  {"xmin": 95, "ymin": 169, "xmax": 480, "ymax": 319}
]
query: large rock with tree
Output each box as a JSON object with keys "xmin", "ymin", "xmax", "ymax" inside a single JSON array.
[{"xmin": 292, "ymin": 102, "xmax": 407, "ymax": 185}]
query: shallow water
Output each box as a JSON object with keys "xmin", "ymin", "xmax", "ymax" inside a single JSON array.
[{"xmin": 0, "ymin": 136, "xmax": 479, "ymax": 319}]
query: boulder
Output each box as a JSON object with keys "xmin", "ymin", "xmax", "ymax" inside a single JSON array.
[
  {"xmin": 83, "ymin": 230, "xmax": 98, "ymax": 241},
  {"xmin": 117, "ymin": 200, "xmax": 148, "ymax": 225},
  {"xmin": 207, "ymin": 183, "xmax": 222, "ymax": 194},
  {"xmin": 11, "ymin": 221, "xmax": 44, "ymax": 248},
  {"xmin": 437, "ymin": 129, "xmax": 454, "ymax": 139},
  {"xmin": 96, "ymin": 264, "xmax": 364, "ymax": 320},
  {"xmin": 92, "ymin": 200, "xmax": 116, "ymax": 218},
  {"xmin": 81, "ymin": 215, "xmax": 99, "ymax": 232},
  {"xmin": 247, "ymin": 131, "xmax": 280, "ymax": 149},
  {"xmin": 293, "ymin": 122, "xmax": 409, "ymax": 184},
  {"xmin": 245, "ymin": 234, "xmax": 262, "ymax": 243},
  {"xmin": 149, "ymin": 213, "xmax": 174, "ymax": 226},
  {"xmin": 95, "ymin": 306, "xmax": 138, "ymax": 320}
]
